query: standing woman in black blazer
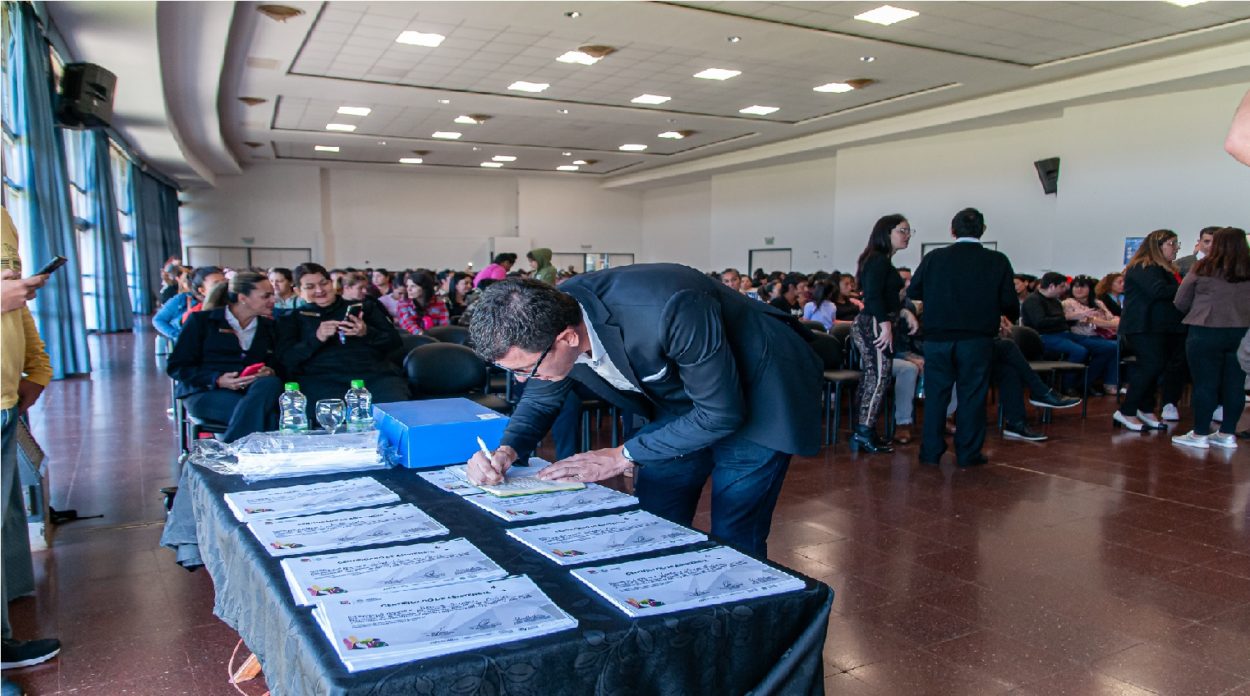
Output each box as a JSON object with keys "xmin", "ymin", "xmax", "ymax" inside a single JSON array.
[
  {"xmin": 167, "ymin": 272, "xmax": 283, "ymax": 442},
  {"xmin": 851, "ymin": 214, "xmax": 918, "ymax": 453},
  {"xmin": 1115, "ymin": 230, "xmax": 1185, "ymax": 431}
]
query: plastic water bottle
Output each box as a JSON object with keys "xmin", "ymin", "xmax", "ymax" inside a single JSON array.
[
  {"xmin": 279, "ymin": 382, "xmax": 308, "ymax": 433},
  {"xmin": 344, "ymin": 379, "xmax": 373, "ymax": 430}
]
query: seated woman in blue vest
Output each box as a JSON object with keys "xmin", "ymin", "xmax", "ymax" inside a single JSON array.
[
  {"xmin": 166, "ymin": 272, "xmax": 284, "ymax": 442},
  {"xmin": 276, "ymin": 263, "xmax": 410, "ymax": 423}
]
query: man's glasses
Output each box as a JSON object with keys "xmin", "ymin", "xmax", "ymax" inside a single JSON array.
[{"xmin": 499, "ymin": 339, "xmax": 554, "ymax": 381}]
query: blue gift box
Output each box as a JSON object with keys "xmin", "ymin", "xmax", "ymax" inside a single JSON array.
[{"xmin": 373, "ymin": 399, "xmax": 509, "ymax": 469}]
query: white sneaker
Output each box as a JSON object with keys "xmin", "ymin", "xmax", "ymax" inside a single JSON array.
[
  {"xmin": 1209, "ymin": 433, "xmax": 1238, "ymax": 449},
  {"xmin": 1161, "ymin": 404, "xmax": 1180, "ymax": 421},
  {"xmin": 1172, "ymin": 431, "xmax": 1210, "ymax": 449},
  {"xmin": 1213, "ymin": 406, "xmax": 1224, "ymax": 422}
]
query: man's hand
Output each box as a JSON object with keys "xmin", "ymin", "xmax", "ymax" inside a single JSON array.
[
  {"xmin": 2, "ymin": 270, "xmax": 46, "ymax": 313},
  {"xmin": 467, "ymin": 445, "xmax": 517, "ymax": 485},
  {"xmin": 315, "ymin": 320, "xmax": 340, "ymax": 342},
  {"xmin": 339, "ymin": 312, "xmax": 367, "ymax": 338},
  {"xmin": 901, "ymin": 309, "xmax": 919, "ymax": 336},
  {"xmin": 215, "ymin": 371, "xmax": 258, "ymax": 391},
  {"xmin": 538, "ymin": 446, "xmax": 632, "ymax": 483},
  {"xmin": 16, "ymin": 379, "xmax": 44, "ymax": 413}
]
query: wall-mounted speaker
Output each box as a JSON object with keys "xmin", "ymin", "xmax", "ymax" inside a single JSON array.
[
  {"xmin": 56, "ymin": 63, "xmax": 116, "ymax": 130},
  {"xmin": 1034, "ymin": 157, "xmax": 1060, "ymax": 195}
]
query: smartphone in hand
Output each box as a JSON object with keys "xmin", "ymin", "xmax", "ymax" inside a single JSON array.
[
  {"xmin": 34, "ymin": 256, "xmax": 68, "ymax": 276},
  {"xmin": 239, "ymin": 362, "xmax": 266, "ymax": 378}
]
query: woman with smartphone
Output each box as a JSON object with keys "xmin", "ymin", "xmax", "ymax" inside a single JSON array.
[{"xmin": 166, "ymin": 272, "xmax": 283, "ymax": 441}]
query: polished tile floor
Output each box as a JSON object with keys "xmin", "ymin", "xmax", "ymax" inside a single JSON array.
[{"xmin": 5, "ymin": 327, "xmax": 1249, "ymax": 695}]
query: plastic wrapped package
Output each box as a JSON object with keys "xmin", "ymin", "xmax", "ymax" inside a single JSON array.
[{"xmin": 193, "ymin": 429, "xmax": 395, "ymax": 482}]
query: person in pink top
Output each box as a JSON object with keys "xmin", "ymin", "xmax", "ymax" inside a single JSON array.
[{"xmin": 473, "ymin": 253, "xmax": 516, "ymax": 287}]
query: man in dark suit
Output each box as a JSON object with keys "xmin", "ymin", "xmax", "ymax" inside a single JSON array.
[
  {"xmin": 907, "ymin": 208, "xmax": 1018, "ymax": 467},
  {"xmin": 466, "ymin": 265, "xmax": 823, "ymax": 556}
]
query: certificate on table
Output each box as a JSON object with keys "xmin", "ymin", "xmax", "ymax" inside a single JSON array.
[
  {"xmin": 571, "ymin": 546, "xmax": 805, "ymax": 617},
  {"xmin": 464, "ymin": 484, "xmax": 637, "ymax": 522},
  {"xmin": 507, "ymin": 510, "xmax": 707, "ymax": 565},
  {"xmin": 444, "ymin": 459, "xmax": 586, "ymax": 497},
  {"xmin": 247, "ymin": 504, "xmax": 448, "ymax": 557},
  {"xmin": 312, "ymin": 575, "xmax": 578, "ymax": 672},
  {"xmin": 224, "ymin": 477, "xmax": 399, "ymax": 522},
  {"xmin": 280, "ymin": 537, "xmax": 507, "ymax": 606},
  {"xmin": 415, "ymin": 468, "xmax": 487, "ymax": 497}
]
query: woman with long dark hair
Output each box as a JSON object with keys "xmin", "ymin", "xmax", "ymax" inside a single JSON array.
[
  {"xmin": 1114, "ymin": 229, "xmax": 1186, "ymax": 431},
  {"xmin": 1172, "ymin": 227, "xmax": 1250, "ymax": 449},
  {"xmin": 168, "ymin": 272, "xmax": 283, "ymax": 441},
  {"xmin": 447, "ymin": 272, "xmax": 473, "ymax": 323},
  {"xmin": 849, "ymin": 214, "xmax": 918, "ymax": 453},
  {"xmin": 395, "ymin": 271, "xmax": 449, "ymax": 334},
  {"xmin": 801, "ymin": 280, "xmax": 839, "ymax": 330}
]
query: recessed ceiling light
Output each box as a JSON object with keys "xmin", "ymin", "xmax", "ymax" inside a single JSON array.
[
  {"xmin": 492, "ymin": 155, "xmax": 517, "ymax": 162},
  {"xmin": 432, "ymin": 131, "xmax": 462, "ymax": 139},
  {"xmin": 437, "ymin": 99, "xmax": 451, "ymax": 104},
  {"xmin": 631, "ymin": 94, "xmax": 671, "ymax": 105},
  {"xmin": 572, "ymin": 160, "xmax": 588, "ymax": 165},
  {"xmin": 314, "ymin": 145, "xmax": 340, "ymax": 152},
  {"xmin": 658, "ymin": 130, "xmax": 695, "ymax": 139},
  {"xmin": 693, "ymin": 68, "xmax": 741, "ymax": 81},
  {"xmin": 557, "ymin": 165, "xmax": 580, "ymax": 171},
  {"xmin": 377, "ymin": 140, "xmax": 387, "ymax": 145},
  {"xmin": 562, "ymin": 152, "xmax": 572, "ymax": 156},
  {"xmin": 557, "ymin": 51, "xmax": 599, "ymax": 65},
  {"xmin": 854, "ymin": 5, "xmax": 918, "ymax": 25},
  {"xmin": 557, "ymin": 108, "xmax": 569, "ymax": 114},
  {"xmin": 619, "ymin": 144, "xmax": 647, "ymax": 151},
  {"xmin": 860, "ymin": 56, "xmax": 876, "ymax": 62},
  {"xmin": 564, "ymin": 10, "xmax": 581, "ymax": 18},
  {"xmin": 508, "ymin": 81, "xmax": 550, "ymax": 93},
  {"xmin": 336, "ymin": 106, "xmax": 371, "ymax": 116},
  {"xmin": 813, "ymin": 82, "xmax": 854, "ymax": 93},
  {"xmin": 1166, "ymin": 0, "xmax": 1207, "ymax": 5},
  {"xmin": 399, "ymin": 157, "xmax": 423, "ymax": 164},
  {"xmin": 739, "ymin": 105, "xmax": 779, "ymax": 116},
  {"xmin": 727, "ymin": 36, "xmax": 741, "ymax": 43},
  {"xmin": 396, "ymin": 30, "xmax": 446, "ymax": 47},
  {"xmin": 481, "ymin": 162, "xmax": 504, "ymax": 168},
  {"xmin": 454, "ymin": 114, "xmax": 490, "ymax": 125},
  {"xmin": 325, "ymin": 123, "xmax": 356, "ymax": 132}
]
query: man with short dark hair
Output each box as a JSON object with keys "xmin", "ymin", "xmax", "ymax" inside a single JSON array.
[
  {"xmin": 906, "ymin": 208, "xmax": 1018, "ymax": 467},
  {"xmin": 1176, "ymin": 227, "xmax": 1219, "ymax": 277},
  {"xmin": 466, "ymin": 265, "xmax": 822, "ymax": 556},
  {"xmin": 1021, "ymin": 272, "xmax": 1119, "ymax": 395}
]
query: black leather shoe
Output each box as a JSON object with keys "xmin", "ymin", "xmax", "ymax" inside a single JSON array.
[
  {"xmin": 1028, "ymin": 390, "xmax": 1081, "ymax": 409},
  {"xmin": 1003, "ymin": 422, "xmax": 1047, "ymax": 441},
  {"xmin": 850, "ymin": 425, "xmax": 893, "ymax": 454},
  {"xmin": 957, "ymin": 453, "xmax": 988, "ymax": 467}
]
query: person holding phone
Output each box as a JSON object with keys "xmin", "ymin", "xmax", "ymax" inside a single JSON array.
[
  {"xmin": 276, "ymin": 263, "xmax": 410, "ymax": 423},
  {"xmin": 166, "ymin": 272, "xmax": 283, "ymax": 442}
]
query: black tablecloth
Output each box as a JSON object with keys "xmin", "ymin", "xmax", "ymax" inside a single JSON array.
[{"xmin": 183, "ymin": 462, "xmax": 833, "ymax": 696}]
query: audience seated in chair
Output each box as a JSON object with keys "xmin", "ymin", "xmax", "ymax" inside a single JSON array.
[
  {"xmin": 153, "ymin": 266, "xmax": 224, "ymax": 341},
  {"xmin": 1021, "ymin": 272, "xmax": 1119, "ymax": 395}
]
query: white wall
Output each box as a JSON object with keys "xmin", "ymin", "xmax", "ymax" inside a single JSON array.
[
  {"xmin": 517, "ymin": 178, "xmax": 642, "ymax": 258},
  {"xmin": 179, "ymin": 164, "xmax": 322, "ymax": 251},
  {"xmin": 640, "ymin": 180, "xmax": 711, "ymax": 269}
]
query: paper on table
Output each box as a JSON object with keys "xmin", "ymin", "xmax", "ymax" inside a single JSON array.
[
  {"xmin": 247, "ymin": 504, "xmax": 448, "ymax": 557},
  {"xmin": 464, "ymin": 484, "xmax": 636, "ymax": 522},
  {"xmin": 571, "ymin": 546, "xmax": 805, "ymax": 617},
  {"xmin": 224, "ymin": 477, "xmax": 399, "ymax": 522},
  {"xmin": 280, "ymin": 537, "xmax": 506, "ymax": 606},
  {"xmin": 415, "ymin": 468, "xmax": 486, "ymax": 497},
  {"xmin": 311, "ymin": 575, "xmax": 577, "ymax": 672},
  {"xmin": 446, "ymin": 458, "xmax": 585, "ymax": 497},
  {"xmin": 507, "ymin": 510, "xmax": 707, "ymax": 565}
]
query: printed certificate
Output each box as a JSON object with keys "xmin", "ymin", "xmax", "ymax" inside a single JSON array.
[
  {"xmin": 247, "ymin": 504, "xmax": 448, "ymax": 557},
  {"xmin": 507, "ymin": 510, "xmax": 706, "ymax": 565},
  {"xmin": 464, "ymin": 484, "xmax": 637, "ymax": 522},
  {"xmin": 224, "ymin": 477, "xmax": 399, "ymax": 522}
]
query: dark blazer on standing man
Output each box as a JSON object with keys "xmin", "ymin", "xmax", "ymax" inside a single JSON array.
[
  {"xmin": 906, "ymin": 241, "xmax": 1018, "ymax": 338},
  {"xmin": 499, "ymin": 263, "xmax": 824, "ymax": 464}
]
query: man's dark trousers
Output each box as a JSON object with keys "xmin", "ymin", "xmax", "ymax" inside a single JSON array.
[{"xmin": 921, "ymin": 338, "xmax": 993, "ymax": 463}]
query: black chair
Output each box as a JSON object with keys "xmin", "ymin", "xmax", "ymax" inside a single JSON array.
[
  {"xmin": 389, "ymin": 333, "xmax": 438, "ymax": 366},
  {"xmin": 174, "ymin": 396, "xmax": 228, "ymax": 454},
  {"xmin": 577, "ymin": 398, "xmax": 620, "ymax": 452},
  {"xmin": 404, "ymin": 343, "xmax": 511, "ymax": 414},
  {"xmin": 1010, "ymin": 326, "xmax": 1088, "ymax": 420},
  {"xmin": 424, "ymin": 325, "xmax": 471, "ymax": 346},
  {"xmin": 810, "ymin": 333, "xmax": 861, "ymax": 446},
  {"xmin": 801, "ymin": 320, "xmax": 828, "ymax": 333}
]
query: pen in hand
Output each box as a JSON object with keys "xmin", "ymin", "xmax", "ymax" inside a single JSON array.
[{"xmin": 473, "ymin": 436, "xmax": 502, "ymax": 485}]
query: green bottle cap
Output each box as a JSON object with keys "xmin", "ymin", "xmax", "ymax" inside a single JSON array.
[
  {"xmin": 285, "ymin": 382, "xmax": 300, "ymax": 391},
  {"xmin": 351, "ymin": 379, "xmax": 365, "ymax": 389}
]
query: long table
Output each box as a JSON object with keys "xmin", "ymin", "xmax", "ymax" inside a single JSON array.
[{"xmin": 183, "ymin": 461, "xmax": 833, "ymax": 696}]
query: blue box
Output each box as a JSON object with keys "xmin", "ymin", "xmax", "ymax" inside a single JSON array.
[{"xmin": 373, "ymin": 399, "xmax": 509, "ymax": 469}]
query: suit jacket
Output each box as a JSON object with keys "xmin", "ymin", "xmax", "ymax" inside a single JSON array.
[
  {"xmin": 907, "ymin": 241, "xmax": 1017, "ymax": 341},
  {"xmin": 499, "ymin": 264, "xmax": 823, "ymax": 463},
  {"xmin": 1176, "ymin": 254, "xmax": 1198, "ymax": 277},
  {"xmin": 1120, "ymin": 265, "xmax": 1184, "ymax": 335},
  {"xmin": 167, "ymin": 308, "xmax": 278, "ymax": 399}
]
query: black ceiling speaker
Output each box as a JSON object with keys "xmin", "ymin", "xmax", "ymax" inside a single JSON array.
[
  {"xmin": 56, "ymin": 63, "xmax": 117, "ymax": 129},
  {"xmin": 1034, "ymin": 157, "xmax": 1060, "ymax": 195}
]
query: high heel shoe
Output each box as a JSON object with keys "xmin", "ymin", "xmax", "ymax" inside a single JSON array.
[
  {"xmin": 1136, "ymin": 411, "xmax": 1167, "ymax": 430},
  {"xmin": 851, "ymin": 425, "xmax": 894, "ymax": 453},
  {"xmin": 1112, "ymin": 411, "xmax": 1145, "ymax": 432}
]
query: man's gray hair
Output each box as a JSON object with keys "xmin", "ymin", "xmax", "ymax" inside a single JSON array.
[{"xmin": 469, "ymin": 278, "xmax": 582, "ymax": 362}]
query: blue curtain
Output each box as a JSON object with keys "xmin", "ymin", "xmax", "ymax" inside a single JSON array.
[
  {"xmin": 131, "ymin": 167, "xmax": 181, "ymax": 313},
  {"xmin": 85, "ymin": 129, "xmax": 132, "ymax": 331},
  {"xmin": 4, "ymin": 1, "xmax": 90, "ymax": 377}
]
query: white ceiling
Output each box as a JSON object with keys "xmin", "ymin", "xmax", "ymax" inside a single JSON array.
[{"xmin": 49, "ymin": 1, "xmax": 1250, "ymax": 188}]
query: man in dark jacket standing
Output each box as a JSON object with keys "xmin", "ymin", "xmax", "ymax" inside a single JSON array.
[
  {"xmin": 466, "ymin": 264, "xmax": 822, "ymax": 556},
  {"xmin": 907, "ymin": 208, "xmax": 1018, "ymax": 467}
]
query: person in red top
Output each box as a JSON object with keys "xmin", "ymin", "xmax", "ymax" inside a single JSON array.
[{"xmin": 395, "ymin": 271, "xmax": 448, "ymax": 334}]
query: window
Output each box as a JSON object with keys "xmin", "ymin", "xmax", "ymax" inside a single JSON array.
[{"xmin": 111, "ymin": 143, "xmax": 141, "ymax": 312}]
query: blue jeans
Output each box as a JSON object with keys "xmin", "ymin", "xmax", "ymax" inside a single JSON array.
[
  {"xmin": 2, "ymin": 406, "xmax": 21, "ymax": 639},
  {"xmin": 633, "ymin": 432, "xmax": 790, "ymax": 557},
  {"xmin": 1040, "ymin": 332, "xmax": 1118, "ymax": 387}
]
